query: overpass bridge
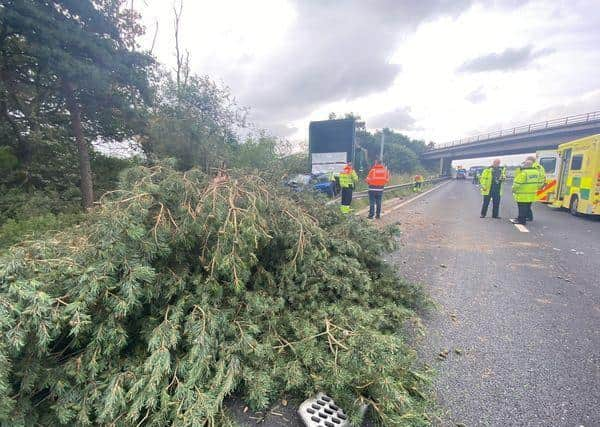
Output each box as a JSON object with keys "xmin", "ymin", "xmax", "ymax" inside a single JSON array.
[{"xmin": 422, "ymin": 111, "xmax": 600, "ymax": 175}]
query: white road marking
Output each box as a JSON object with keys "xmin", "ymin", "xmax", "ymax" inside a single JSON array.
[
  {"xmin": 514, "ymin": 223, "xmax": 529, "ymax": 233},
  {"xmin": 380, "ymin": 180, "xmax": 452, "ymax": 217}
]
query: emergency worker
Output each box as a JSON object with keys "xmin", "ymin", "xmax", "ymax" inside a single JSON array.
[
  {"xmin": 526, "ymin": 155, "xmax": 546, "ymax": 221},
  {"xmin": 480, "ymin": 159, "xmax": 506, "ymax": 219},
  {"xmin": 366, "ymin": 160, "xmax": 390, "ymax": 219},
  {"xmin": 413, "ymin": 174, "xmax": 424, "ymax": 192},
  {"xmin": 511, "ymin": 158, "xmax": 543, "ymax": 225},
  {"xmin": 338, "ymin": 163, "xmax": 358, "ymax": 213}
]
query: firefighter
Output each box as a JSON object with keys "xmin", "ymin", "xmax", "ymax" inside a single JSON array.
[
  {"xmin": 413, "ymin": 174, "xmax": 424, "ymax": 192},
  {"xmin": 511, "ymin": 158, "xmax": 543, "ymax": 225},
  {"xmin": 525, "ymin": 155, "xmax": 546, "ymax": 221},
  {"xmin": 338, "ymin": 163, "xmax": 358, "ymax": 213},
  {"xmin": 366, "ymin": 159, "xmax": 390, "ymax": 219},
  {"xmin": 479, "ymin": 159, "xmax": 506, "ymax": 219}
]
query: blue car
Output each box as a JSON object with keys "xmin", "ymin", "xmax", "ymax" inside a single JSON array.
[{"xmin": 285, "ymin": 173, "xmax": 337, "ymax": 197}]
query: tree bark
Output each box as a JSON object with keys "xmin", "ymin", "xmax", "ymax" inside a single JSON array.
[{"xmin": 64, "ymin": 83, "xmax": 94, "ymax": 210}]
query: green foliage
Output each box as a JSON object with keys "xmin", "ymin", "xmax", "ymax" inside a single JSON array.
[
  {"xmin": 229, "ymin": 136, "xmax": 278, "ymax": 171},
  {"xmin": 0, "ymin": 164, "xmax": 429, "ymax": 426},
  {"xmin": 0, "ymin": 187, "xmax": 80, "ymax": 225},
  {"xmin": 0, "ymin": 212, "xmax": 83, "ymax": 250},
  {"xmin": 1, "ymin": 0, "xmax": 153, "ymax": 207},
  {"xmin": 0, "ymin": 153, "xmax": 137, "ymax": 222},
  {"xmin": 0, "ymin": 146, "xmax": 18, "ymax": 173},
  {"xmin": 384, "ymin": 144, "xmax": 420, "ymax": 173},
  {"xmin": 357, "ymin": 128, "xmax": 429, "ymax": 174},
  {"xmin": 144, "ymin": 72, "xmax": 245, "ymax": 172}
]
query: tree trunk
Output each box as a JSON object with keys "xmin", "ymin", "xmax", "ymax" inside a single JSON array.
[{"xmin": 64, "ymin": 83, "xmax": 94, "ymax": 210}]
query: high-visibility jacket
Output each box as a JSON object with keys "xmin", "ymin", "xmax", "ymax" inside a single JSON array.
[
  {"xmin": 366, "ymin": 164, "xmax": 390, "ymax": 190},
  {"xmin": 338, "ymin": 165, "xmax": 358, "ymax": 189},
  {"xmin": 413, "ymin": 174, "xmax": 424, "ymax": 183},
  {"xmin": 480, "ymin": 166, "xmax": 506, "ymax": 196},
  {"xmin": 532, "ymin": 161, "xmax": 547, "ymax": 186},
  {"xmin": 512, "ymin": 167, "xmax": 543, "ymax": 203}
]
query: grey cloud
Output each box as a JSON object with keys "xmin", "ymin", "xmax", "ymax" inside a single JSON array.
[
  {"xmin": 368, "ymin": 107, "xmax": 416, "ymax": 130},
  {"xmin": 261, "ymin": 122, "xmax": 298, "ymax": 138},
  {"xmin": 466, "ymin": 86, "xmax": 486, "ymax": 103},
  {"xmin": 458, "ymin": 45, "xmax": 555, "ymax": 73},
  {"xmin": 237, "ymin": 0, "xmax": 475, "ymax": 133},
  {"xmin": 524, "ymin": 89, "xmax": 600, "ymax": 122}
]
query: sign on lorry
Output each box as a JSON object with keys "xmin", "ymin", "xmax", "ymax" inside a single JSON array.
[{"xmin": 309, "ymin": 119, "xmax": 356, "ymax": 174}]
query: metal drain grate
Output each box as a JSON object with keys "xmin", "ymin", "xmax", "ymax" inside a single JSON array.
[{"xmin": 298, "ymin": 393, "xmax": 349, "ymax": 427}]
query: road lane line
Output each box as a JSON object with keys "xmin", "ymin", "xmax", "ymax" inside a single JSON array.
[
  {"xmin": 514, "ymin": 223, "xmax": 529, "ymax": 233},
  {"xmin": 380, "ymin": 180, "xmax": 452, "ymax": 217}
]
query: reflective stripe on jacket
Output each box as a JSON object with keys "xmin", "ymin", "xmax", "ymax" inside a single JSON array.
[
  {"xmin": 339, "ymin": 166, "xmax": 358, "ymax": 189},
  {"xmin": 366, "ymin": 164, "xmax": 390, "ymax": 188},
  {"xmin": 479, "ymin": 166, "xmax": 506, "ymax": 196},
  {"xmin": 512, "ymin": 167, "xmax": 543, "ymax": 203}
]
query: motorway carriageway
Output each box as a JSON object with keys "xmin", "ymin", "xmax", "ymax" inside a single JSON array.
[{"xmin": 386, "ymin": 179, "xmax": 599, "ymax": 426}]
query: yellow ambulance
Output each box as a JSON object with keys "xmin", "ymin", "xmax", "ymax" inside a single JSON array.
[{"xmin": 551, "ymin": 134, "xmax": 600, "ymax": 215}]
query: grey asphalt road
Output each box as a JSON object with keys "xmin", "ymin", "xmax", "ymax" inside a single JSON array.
[{"xmin": 385, "ymin": 179, "xmax": 600, "ymax": 426}]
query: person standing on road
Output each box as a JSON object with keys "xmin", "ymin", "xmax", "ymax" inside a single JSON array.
[
  {"xmin": 525, "ymin": 155, "xmax": 546, "ymax": 222},
  {"xmin": 511, "ymin": 158, "xmax": 543, "ymax": 225},
  {"xmin": 480, "ymin": 159, "xmax": 506, "ymax": 219},
  {"xmin": 366, "ymin": 159, "xmax": 390, "ymax": 219},
  {"xmin": 413, "ymin": 174, "xmax": 424, "ymax": 192},
  {"xmin": 338, "ymin": 163, "xmax": 358, "ymax": 214}
]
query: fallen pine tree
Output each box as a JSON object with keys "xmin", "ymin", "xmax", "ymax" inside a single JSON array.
[{"xmin": 0, "ymin": 164, "xmax": 429, "ymax": 426}]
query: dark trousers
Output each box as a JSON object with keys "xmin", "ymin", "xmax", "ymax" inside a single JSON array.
[
  {"xmin": 517, "ymin": 202, "xmax": 531, "ymax": 224},
  {"xmin": 368, "ymin": 191, "xmax": 383, "ymax": 218},
  {"xmin": 527, "ymin": 204, "xmax": 534, "ymax": 221},
  {"xmin": 341, "ymin": 187, "xmax": 353, "ymax": 206},
  {"xmin": 481, "ymin": 191, "xmax": 501, "ymax": 218}
]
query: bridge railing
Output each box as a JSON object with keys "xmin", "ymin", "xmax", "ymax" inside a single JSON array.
[{"xmin": 434, "ymin": 111, "xmax": 600, "ymax": 149}]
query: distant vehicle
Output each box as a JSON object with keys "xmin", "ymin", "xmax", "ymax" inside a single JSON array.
[
  {"xmin": 535, "ymin": 149, "xmax": 561, "ymax": 203},
  {"xmin": 456, "ymin": 168, "xmax": 467, "ymax": 179},
  {"xmin": 285, "ymin": 173, "xmax": 337, "ymax": 197},
  {"xmin": 550, "ymin": 134, "xmax": 600, "ymax": 215},
  {"xmin": 468, "ymin": 166, "xmax": 485, "ymax": 177}
]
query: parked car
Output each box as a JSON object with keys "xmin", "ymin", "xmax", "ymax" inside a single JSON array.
[
  {"xmin": 284, "ymin": 173, "xmax": 337, "ymax": 197},
  {"xmin": 456, "ymin": 168, "xmax": 467, "ymax": 179}
]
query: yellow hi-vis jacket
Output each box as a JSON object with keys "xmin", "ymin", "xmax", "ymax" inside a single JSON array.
[
  {"xmin": 512, "ymin": 167, "xmax": 543, "ymax": 203},
  {"xmin": 479, "ymin": 166, "xmax": 506, "ymax": 196},
  {"xmin": 532, "ymin": 161, "xmax": 547, "ymax": 186},
  {"xmin": 339, "ymin": 167, "xmax": 358, "ymax": 189}
]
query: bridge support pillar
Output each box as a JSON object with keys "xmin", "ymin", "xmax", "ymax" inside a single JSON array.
[{"xmin": 439, "ymin": 157, "xmax": 452, "ymax": 177}]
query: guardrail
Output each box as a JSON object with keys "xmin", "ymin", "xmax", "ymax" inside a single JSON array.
[
  {"xmin": 352, "ymin": 177, "xmax": 449, "ymax": 199},
  {"xmin": 434, "ymin": 111, "xmax": 600, "ymax": 149}
]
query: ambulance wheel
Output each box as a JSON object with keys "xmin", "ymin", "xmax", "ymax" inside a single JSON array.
[{"xmin": 569, "ymin": 195, "xmax": 579, "ymax": 216}]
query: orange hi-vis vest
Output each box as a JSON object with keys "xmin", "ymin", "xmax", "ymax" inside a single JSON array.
[{"xmin": 366, "ymin": 164, "xmax": 390, "ymax": 189}]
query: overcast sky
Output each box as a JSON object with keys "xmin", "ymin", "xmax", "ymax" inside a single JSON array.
[{"xmin": 139, "ymin": 0, "xmax": 600, "ymax": 164}]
